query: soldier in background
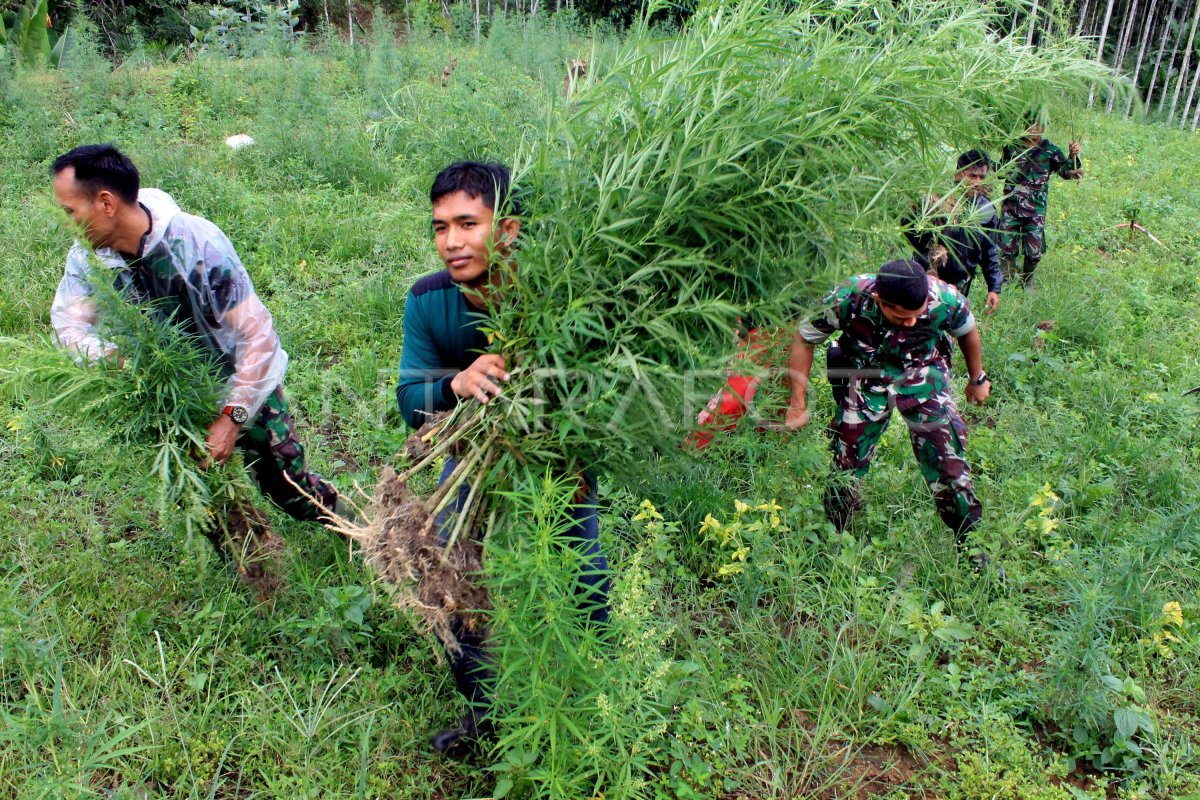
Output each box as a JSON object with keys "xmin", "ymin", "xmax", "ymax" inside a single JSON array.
[
  {"xmin": 999, "ymin": 116, "xmax": 1082, "ymax": 284},
  {"xmin": 906, "ymin": 149, "xmax": 1003, "ymax": 315},
  {"xmin": 785, "ymin": 260, "xmax": 994, "ymax": 567}
]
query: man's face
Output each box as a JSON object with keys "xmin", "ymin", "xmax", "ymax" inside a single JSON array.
[
  {"xmin": 873, "ymin": 294, "xmax": 927, "ymax": 328},
  {"xmin": 1024, "ymin": 123, "xmax": 1044, "ymax": 145},
  {"xmin": 431, "ymin": 190, "xmax": 519, "ymax": 286},
  {"xmin": 955, "ymin": 165, "xmax": 987, "ymax": 194},
  {"xmin": 53, "ymin": 167, "xmax": 116, "ymax": 248}
]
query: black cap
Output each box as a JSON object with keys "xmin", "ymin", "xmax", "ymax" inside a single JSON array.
[{"xmin": 876, "ymin": 259, "xmax": 929, "ymax": 311}]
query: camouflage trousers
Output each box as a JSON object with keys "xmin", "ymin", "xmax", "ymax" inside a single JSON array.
[
  {"xmin": 999, "ymin": 200, "xmax": 1046, "ymax": 278},
  {"xmin": 825, "ymin": 357, "xmax": 982, "ymax": 543},
  {"xmin": 237, "ymin": 386, "xmax": 338, "ymax": 521}
]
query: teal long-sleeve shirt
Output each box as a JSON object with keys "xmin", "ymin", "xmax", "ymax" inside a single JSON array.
[{"xmin": 396, "ymin": 270, "xmax": 490, "ymax": 429}]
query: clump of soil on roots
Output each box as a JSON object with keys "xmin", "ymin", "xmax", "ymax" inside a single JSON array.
[
  {"xmin": 332, "ymin": 468, "xmax": 490, "ymax": 653},
  {"xmin": 220, "ymin": 499, "xmax": 286, "ymax": 602}
]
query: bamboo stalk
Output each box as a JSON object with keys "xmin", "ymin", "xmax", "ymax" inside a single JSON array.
[
  {"xmin": 426, "ymin": 430, "xmax": 500, "ymax": 517},
  {"xmin": 1126, "ymin": 0, "xmax": 1160, "ymax": 116}
]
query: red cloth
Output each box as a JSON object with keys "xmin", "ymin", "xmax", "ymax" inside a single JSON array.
[{"xmin": 684, "ymin": 326, "xmax": 782, "ymax": 450}]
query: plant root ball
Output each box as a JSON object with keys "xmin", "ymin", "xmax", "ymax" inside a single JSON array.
[
  {"xmin": 403, "ymin": 411, "xmax": 450, "ymax": 462},
  {"xmin": 354, "ymin": 469, "xmax": 490, "ymax": 654}
]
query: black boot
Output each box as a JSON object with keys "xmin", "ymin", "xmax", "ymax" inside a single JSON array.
[
  {"xmin": 1020, "ymin": 257, "xmax": 1040, "ymax": 285},
  {"xmin": 823, "ymin": 483, "xmax": 863, "ymax": 533},
  {"xmin": 431, "ymin": 708, "xmax": 494, "ymax": 761}
]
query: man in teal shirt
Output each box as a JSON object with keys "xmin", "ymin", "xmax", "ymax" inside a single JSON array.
[{"xmin": 396, "ymin": 161, "xmax": 609, "ymax": 760}]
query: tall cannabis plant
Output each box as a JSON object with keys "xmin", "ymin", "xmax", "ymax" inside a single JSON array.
[{"xmin": 4, "ymin": 261, "xmax": 282, "ymax": 592}]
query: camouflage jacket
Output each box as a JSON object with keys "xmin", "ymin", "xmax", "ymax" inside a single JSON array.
[
  {"xmin": 797, "ymin": 273, "xmax": 975, "ymax": 390},
  {"xmin": 1001, "ymin": 139, "xmax": 1081, "ymax": 213},
  {"xmin": 51, "ymin": 190, "xmax": 287, "ymax": 419}
]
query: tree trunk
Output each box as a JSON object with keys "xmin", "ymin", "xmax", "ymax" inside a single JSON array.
[
  {"xmin": 475, "ymin": 0, "xmax": 481, "ymax": 41},
  {"xmin": 1169, "ymin": 0, "xmax": 1200, "ymax": 124},
  {"xmin": 1107, "ymin": 0, "xmax": 1142, "ymax": 111},
  {"xmin": 1027, "ymin": 0, "xmax": 1040, "ymax": 46},
  {"xmin": 1126, "ymin": 0, "xmax": 1162, "ymax": 115},
  {"xmin": 1076, "ymin": 0, "xmax": 1093, "ymax": 36},
  {"xmin": 1114, "ymin": 0, "xmax": 1139, "ymax": 65},
  {"xmin": 1087, "ymin": 0, "xmax": 1117, "ymax": 107},
  {"xmin": 1193, "ymin": 78, "xmax": 1200, "ymax": 128},
  {"xmin": 1183, "ymin": 41, "xmax": 1200, "ymax": 123},
  {"xmin": 1149, "ymin": 5, "xmax": 1178, "ymax": 112},
  {"xmin": 348, "ymin": 0, "xmax": 354, "ymax": 47}
]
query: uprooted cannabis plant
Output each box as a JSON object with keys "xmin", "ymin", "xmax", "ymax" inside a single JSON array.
[
  {"xmin": 339, "ymin": 1, "xmax": 1131, "ymax": 797},
  {"xmin": 2, "ymin": 260, "xmax": 284, "ymax": 596}
]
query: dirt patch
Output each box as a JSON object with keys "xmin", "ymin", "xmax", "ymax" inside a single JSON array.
[
  {"xmin": 404, "ymin": 411, "xmax": 451, "ymax": 462},
  {"xmin": 826, "ymin": 742, "xmax": 922, "ymax": 798},
  {"xmin": 221, "ymin": 499, "xmax": 286, "ymax": 603}
]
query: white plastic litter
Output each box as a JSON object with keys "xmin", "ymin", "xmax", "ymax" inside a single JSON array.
[{"xmin": 225, "ymin": 134, "xmax": 256, "ymax": 150}]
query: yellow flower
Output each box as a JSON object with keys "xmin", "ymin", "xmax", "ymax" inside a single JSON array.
[
  {"xmin": 717, "ymin": 563, "xmax": 744, "ymax": 576},
  {"xmin": 734, "ymin": 499, "xmax": 752, "ymax": 515},
  {"xmin": 1030, "ymin": 482, "xmax": 1059, "ymax": 508},
  {"xmin": 755, "ymin": 499, "xmax": 782, "ymax": 512},
  {"xmin": 731, "ymin": 545, "xmax": 750, "ymax": 562},
  {"xmin": 632, "ymin": 499, "xmax": 663, "ymax": 523},
  {"xmin": 1163, "ymin": 601, "xmax": 1184, "ymax": 627},
  {"xmin": 699, "ymin": 513, "xmax": 721, "ymax": 535}
]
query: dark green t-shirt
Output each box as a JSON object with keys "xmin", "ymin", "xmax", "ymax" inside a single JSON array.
[{"xmin": 395, "ymin": 270, "xmax": 490, "ymax": 429}]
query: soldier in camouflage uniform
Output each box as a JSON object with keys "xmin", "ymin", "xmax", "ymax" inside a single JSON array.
[
  {"xmin": 786, "ymin": 260, "xmax": 992, "ymax": 548},
  {"xmin": 50, "ymin": 144, "xmax": 339, "ymax": 528},
  {"xmin": 999, "ymin": 121, "xmax": 1082, "ymax": 283}
]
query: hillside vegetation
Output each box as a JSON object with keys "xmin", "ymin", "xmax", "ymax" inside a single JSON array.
[{"xmin": 1, "ymin": 10, "xmax": 1199, "ymax": 800}]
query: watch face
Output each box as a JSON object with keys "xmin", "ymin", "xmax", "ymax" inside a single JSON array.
[{"xmin": 229, "ymin": 406, "xmax": 249, "ymax": 424}]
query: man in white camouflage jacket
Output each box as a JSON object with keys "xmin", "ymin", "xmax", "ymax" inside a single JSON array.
[{"xmin": 49, "ymin": 143, "xmax": 339, "ymax": 523}]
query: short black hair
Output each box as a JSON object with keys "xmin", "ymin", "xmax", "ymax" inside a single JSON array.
[
  {"xmin": 430, "ymin": 161, "xmax": 520, "ymax": 217},
  {"xmin": 51, "ymin": 144, "xmax": 140, "ymax": 205},
  {"xmin": 876, "ymin": 259, "xmax": 929, "ymax": 311},
  {"xmin": 956, "ymin": 149, "xmax": 992, "ymax": 171}
]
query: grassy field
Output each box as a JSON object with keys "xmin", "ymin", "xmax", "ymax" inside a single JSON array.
[{"xmin": 1, "ymin": 12, "xmax": 1199, "ymax": 800}]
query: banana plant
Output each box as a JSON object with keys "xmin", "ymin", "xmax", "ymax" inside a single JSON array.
[{"xmin": 3, "ymin": 0, "xmax": 73, "ymax": 69}]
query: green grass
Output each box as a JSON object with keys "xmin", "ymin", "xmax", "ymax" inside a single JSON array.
[{"xmin": 2, "ymin": 11, "xmax": 1200, "ymax": 800}]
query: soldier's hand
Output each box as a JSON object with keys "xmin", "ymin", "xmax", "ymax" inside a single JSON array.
[
  {"xmin": 985, "ymin": 292, "xmax": 1000, "ymax": 315},
  {"xmin": 965, "ymin": 380, "xmax": 991, "ymax": 406},
  {"xmin": 451, "ymin": 354, "xmax": 509, "ymax": 404},
  {"xmin": 785, "ymin": 403, "xmax": 811, "ymax": 431},
  {"xmin": 1068, "ymin": 141, "xmax": 1081, "ymax": 158},
  {"xmin": 201, "ymin": 414, "xmax": 240, "ymax": 469},
  {"xmin": 929, "ymin": 245, "xmax": 949, "ymax": 274}
]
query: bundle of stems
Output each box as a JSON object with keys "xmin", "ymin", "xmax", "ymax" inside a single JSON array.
[
  {"xmin": 322, "ymin": 403, "xmax": 501, "ymax": 652},
  {"xmin": 2, "ymin": 267, "xmax": 283, "ymax": 595}
]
